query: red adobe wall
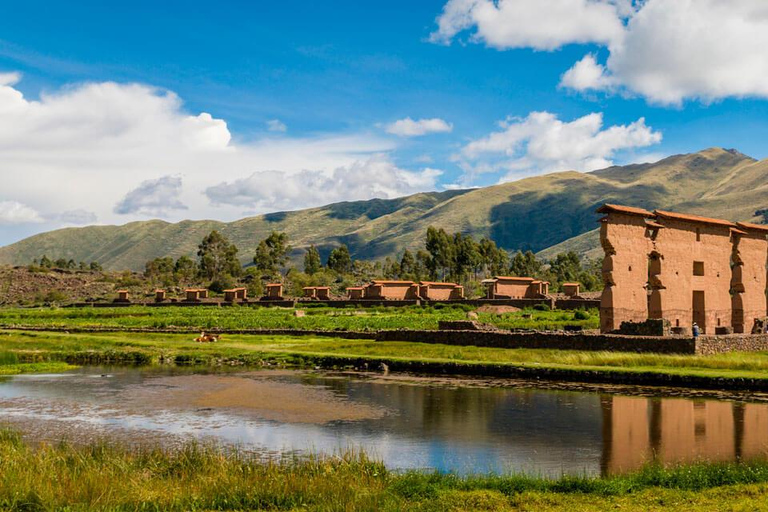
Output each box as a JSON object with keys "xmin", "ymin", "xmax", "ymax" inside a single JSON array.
[
  {"xmin": 366, "ymin": 281, "xmax": 419, "ymax": 300},
  {"xmin": 650, "ymin": 214, "xmax": 733, "ymax": 334},
  {"xmin": 732, "ymin": 224, "xmax": 768, "ymax": 333},
  {"xmin": 494, "ymin": 277, "xmax": 535, "ymax": 298},
  {"xmin": 599, "ymin": 209, "xmax": 652, "ymax": 333}
]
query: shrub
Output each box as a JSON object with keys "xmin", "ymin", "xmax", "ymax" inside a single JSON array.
[
  {"xmin": 573, "ymin": 310, "xmax": 590, "ymax": 320},
  {"xmin": 533, "ymin": 303, "xmax": 551, "ymax": 311}
]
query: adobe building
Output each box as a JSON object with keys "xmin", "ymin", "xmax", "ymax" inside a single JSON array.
[
  {"xmin": 364, "ymin": 280, "xmax": 419, "ymax": 300},
  {"xmin": 732, "ymin": 222, "xmax": 768, "ymax": 333},
  {"xmin": 154, "ymin": 289, "xmax": 166, "ymax": 302},
  {"xmin": 418, "ymin": 281, "xmax": 464, "ymax": 301},
  {"xmin": 482, "ymin": 276, "xmax": 550, "ymax": 299},
  {"xmin": 184, "ymin": 288, "xmax": 208, "ymax": 302},
  {"xmin": 562, "ymin": 282, "xmax": 581, "ymax": 297},
  {"xmin": 224, "ymin": 287, "xmax": 247, "ymax": 302},
  {"xmin": 346, "ymin": 287, "xmax": 365, "ymax": 299},
  {"xmin": 114, "ymin": 290, "xmax": 130, "ymax": 303},
  {"xmin": 303, "ymin": 286, "xmax": 331, "ymax": 300},
  {"xmin": 598, "ymin": 204, "xmax": 768, "ymax": 334},
  {"xmin": 264, "ymin": 283, "xmax": 284, "ymax": 300}
]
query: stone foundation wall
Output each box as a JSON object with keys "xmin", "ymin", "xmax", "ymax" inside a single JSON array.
[
  {"xmin": 375, "ymin": 329, "xmax": 696, "ymax": 354},
  {"xmin": 555, "ymin": 298, "xmax": 601, "ymax": 311},
  {"xmin": 695, "ymin": 334, "xmax": 768, "ymax": 355}
]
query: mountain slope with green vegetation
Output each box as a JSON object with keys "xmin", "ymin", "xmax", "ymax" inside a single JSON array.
[{"xmin": 1, "ymin": 148, "xmax": 765, "ymax": 271}]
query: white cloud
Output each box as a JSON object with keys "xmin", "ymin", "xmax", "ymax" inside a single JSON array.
[
  {"xmin": 266, "ymin": 119, "xmax": 287, "ymax": 132},
  {"xmin": 433, "ymin": 0, "xmax": 768, "ymax": 105},
  {"xmin": 430, "ymin": 0, "xmax": 629, "ymax": 50},
  {"xmin": 0, "ymin": 201, "xmax": 43, "ymax": 225},
  {"xmin": 585, "ymin": 0, "xmax": 768, "ymax": 104},
  {"xmin": 205, "ymin": 154, "xmax": 442, "ymax": 210},
  {"xmin": 459, "ymin": 111, "xmax": 662, "ymax": 180},
  {"xmin": 114, "ymin": 176, "xmax": 188, "ymax": 216},
  {"xmin": 0, "ymin": 74, "xmax": 399, "ymax": 244},
  {"xmin": 559, "ymin": 54, "xmax": 617, "ymax": 92},
  {"xmin": 385, "ymin": 117, "xmax": 453, "ymax": 137}
]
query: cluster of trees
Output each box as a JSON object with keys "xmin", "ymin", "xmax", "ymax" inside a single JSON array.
[
  {"xmin": 140, "ymin": 226, "xmax": 602, "ymax": 296},
  {"xmin": 32, "ymin": 256, "xmax": 102, "ymax": 272}
]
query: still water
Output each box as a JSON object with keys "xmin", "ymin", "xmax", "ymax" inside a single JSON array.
[{"xmin": 0, "ymin": 367, "xmax": 766, "ymax": 477}]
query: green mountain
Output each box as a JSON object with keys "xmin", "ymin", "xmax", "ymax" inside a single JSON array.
[{"xmin": 1, "ymin": 148, "xmax": 766, "ymax": 271}]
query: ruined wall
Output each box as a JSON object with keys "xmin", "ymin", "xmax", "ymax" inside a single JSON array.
[
  {"xmin": 732, "ymin": 226, "xmax": 768, "ymax": 333},
  {"xmin": 494, "ymin": 278, "xmax": 535, "ymax": 298},
  {"xmin": 420, "ymin": 283, "xmax": 461, "ymax": 301},
  {"xmin": 600, "ymin": 213, "xmax": 651, "ymax": 332},
  {"xmin": 650, "ymin": 219, "xmax": 732, "ymax": 333}
]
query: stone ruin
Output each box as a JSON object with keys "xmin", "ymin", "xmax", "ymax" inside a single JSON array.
[{"xmin": 599, "ymin": 204, "xmax": 768, "ymax": 335}]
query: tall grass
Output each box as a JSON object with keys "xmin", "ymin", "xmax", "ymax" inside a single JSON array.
[{"xmin": 1, "ymin": 427, "xmax": 768, "ymax": 511}]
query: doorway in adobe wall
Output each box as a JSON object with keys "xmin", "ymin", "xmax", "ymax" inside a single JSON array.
[{"xmin": 693, "ymin": 290, "xmax": 706, "ymax": 334}]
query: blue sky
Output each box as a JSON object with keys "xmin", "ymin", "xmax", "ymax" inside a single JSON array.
[{"xmin": 1, "ymin": 0, "xmax": 767, "ymax": 245}]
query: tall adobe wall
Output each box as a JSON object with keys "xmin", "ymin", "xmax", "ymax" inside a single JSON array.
[
  {"xmin": 598, "ymin": 206, "xmax": 653, "ymax": 333},
  {"xmin": 732, "ymin": 223, "xmax": 768, "ymax": 333},
  {"xmin": 650, "ymin": 212, "xmax": 734, "ymax": 334}
]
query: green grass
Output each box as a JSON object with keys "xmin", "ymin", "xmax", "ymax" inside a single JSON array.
[
  {"xmin": 2, "ymin": 330, "xmax": 768, "ymax": 383},
  {"xmin": 0, "ymin": 305, "xmax": 600, "ymax": 332},
  {"xmin": 1, "ymin": 426, "xmax": 768, "ymax": 511}
]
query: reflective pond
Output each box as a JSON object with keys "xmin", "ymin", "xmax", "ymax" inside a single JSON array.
[{"xmin": 1, "ymin": 367, "xmax": 767, "ymax": 476}]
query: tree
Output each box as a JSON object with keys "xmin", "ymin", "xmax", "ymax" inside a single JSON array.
[
  {"xmin": 39, "ymin": 255, "xmax": 52, "ymax": 268},
  {"xmin": 253, "ymin": 232, "xmax": 291, "ymax": 275},
  {"xmin": 198, "ymin": 230, "xmax": 242, "ymax": 281},
  {"xmin": 89, "ymin": 261, "xmax": 103, "ymax": 271},
  {"xmin": 509, "ymin": 250, "xmax": 542, "ymax": 278},
  {"xmin": 174, "ymin": 256, "xmax": 198, "ymax": 285},
  {"xmin": 327, "ymin": 244, "xmax": 352, "ymax": 273},
  {"xmin": 144, "ymin": 257, "xmax": 175, "ymax": 282},
  {"xmin": 399, "ymin": 250, "xmax": 415, "ymax": 279},
  {"xmin": 303, "ymin": 245, "xmax": 322, "ymax": 275},
  {"xmin": 425, "ymin": 227, "xmax": 454, "ymax": 280},
  {"xmin": 478, "ymin": 238, "xmax": 508, "ymax": 277},
  {"xmin": 453, "ymin": 233, "xmax": 481, "ymax": 281},
  {"xmin": 549, "ymin": 251, "xmax": 582, "ymax": 284}
]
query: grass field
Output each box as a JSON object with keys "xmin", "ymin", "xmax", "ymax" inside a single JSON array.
[
  {"xmin": 0, "ymin": 304, "xmax": 600, "ymax": 332},
  {"xmin": 2, "ymin": 426, "xmax": 768, "ymax": 511},
  {"xmin": 3, "ymin": 330, "xmax": 768, "ymax": 383}
]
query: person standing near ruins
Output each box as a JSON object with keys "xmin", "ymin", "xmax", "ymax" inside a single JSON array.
[{"xmin": 692, "ymin": 323, "xmax": 700, "ymax": 338}]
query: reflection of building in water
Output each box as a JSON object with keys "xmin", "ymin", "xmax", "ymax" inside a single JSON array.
[{"xmin": 603, "ymin": 396, "xmax": 768, "ymax": 474}]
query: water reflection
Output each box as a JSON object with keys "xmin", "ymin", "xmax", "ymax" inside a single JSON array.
[
  {"xmin": 0, "ymin": 368, "xmax": 767, "ymax": 477},
  {"xmin": 602, "ymin": 396, "xmax": 768, "ymax": 474}
]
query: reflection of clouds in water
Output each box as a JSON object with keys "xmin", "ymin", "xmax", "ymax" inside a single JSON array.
[{"xmin": 3, "ymin": 368, "xmax": 767, "ymax": 477}]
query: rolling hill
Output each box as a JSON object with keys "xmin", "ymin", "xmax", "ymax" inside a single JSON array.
[{"xmin": 1, "ymin": 147, "xmax": 766, "ymax": 271}]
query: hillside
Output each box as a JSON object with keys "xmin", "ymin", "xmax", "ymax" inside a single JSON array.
[{"xmin": 1, "ymin": 148, "xmax": 766, "ymax": 271}]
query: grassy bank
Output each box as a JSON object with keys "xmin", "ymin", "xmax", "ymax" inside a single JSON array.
[
  {"xmin": 1, "ymin": 427, "xmax": 768, "ymax": 511},
  {"xmin": 3, "ymin": 330, "xmax": 768, "ymax": 385},
  {"xmin": 0, "ymin": 350, "xmax": 76, "ymax": 375},
  {"xmin": 0, "ymin": 304, "xmax": 600, "ymax": 332}
]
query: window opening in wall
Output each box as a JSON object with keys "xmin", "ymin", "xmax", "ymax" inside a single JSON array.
[
  {"xmin": 696, "ymin": 228, "xmax": 701, "ymax": 242},
  {"xmin": 676, "ymin": 319, "xmax": 680, "ymax": 327},
  {"xmin": 693, "ymin": 261, "xmax": 705, "ymax": 276}
]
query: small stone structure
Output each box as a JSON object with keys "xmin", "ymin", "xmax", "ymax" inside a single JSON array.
[
  {"xmin": 224, "ymin": 287, "xmax": 247, "ymax": 302},
  {"xmin": 482, "ymin": 276, "xmax": 550, "ymax": 299},
  {"xmin": 303, "ymin": 286, "xmax": 331, "ymax": 300},
  {"xmin": 154, "ymin": 289, "xmax": 166, "ymax": 302},
  {"xmin": 599, "ymin": 204, "xmax": 768, "ymax": 334},
  {"xmin": 184, "ymin": 288, "xmax": 208, "ymax": 302},
  {"xmin": 114, "ymin": 290, "xmax": 130, "ymax": 303},
  {"xmin": 364, "ymin": 280, "xmax": 419, "ymax": 300},
  {"xmin": 346, "ymin": 287, "xmax": 365, "ymax": 299},
  {"xmin": 418, "ymin": 281, "xmax": 464, "ymax": 301},
  {"xmin": 562, "ymin": 282, "xmax": 581, "ymax": 297},
  {"xmin": 264, "ymin": 283, "xmax": 284, "ymax": 300}
]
